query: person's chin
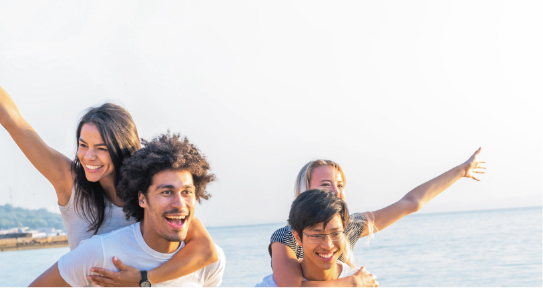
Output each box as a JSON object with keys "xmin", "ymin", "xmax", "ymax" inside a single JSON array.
[
  {"xmin": 164, "ymin": 225, "xmax": 189, "ymax": 242},
  {"xmin": 84, "ymin": 174, "xmax": 101, "ymax": 182}
]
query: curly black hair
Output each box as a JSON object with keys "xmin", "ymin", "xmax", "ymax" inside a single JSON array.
[{"xmin": 118, "ymin": 132, "xmax": 216, "ymax": 222}]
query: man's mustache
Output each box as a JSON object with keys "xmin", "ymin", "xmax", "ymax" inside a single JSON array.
[{"xmin": 162, "ymin": 208, "xmax": 189, "ymax": 217}]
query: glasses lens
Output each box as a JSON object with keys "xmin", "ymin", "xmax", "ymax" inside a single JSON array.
[
  {"xmin": 308, "ymin": 235, "xmax": 323, "ymax": 243},
  {"xmin": 330, "ymin": 232, "xmax": 344, "ymax": 241},
  {"xmin": 305, "ymin": 231, "xmax": 344, "ymax": 243}
]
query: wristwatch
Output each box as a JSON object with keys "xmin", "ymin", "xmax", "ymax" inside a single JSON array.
[{"xmin": 139, "ymin": 270, "xmax": 152, "ymax": 287}]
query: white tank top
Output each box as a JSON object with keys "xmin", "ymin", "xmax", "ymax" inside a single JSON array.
[{"xmin": 59, "ymin": 188, "xmax": 136, "ymax": 250}]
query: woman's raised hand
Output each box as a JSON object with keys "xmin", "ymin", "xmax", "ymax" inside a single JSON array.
[{"xmin": 461, "ymin": 147, "xmax": 486, "ymax": 181}]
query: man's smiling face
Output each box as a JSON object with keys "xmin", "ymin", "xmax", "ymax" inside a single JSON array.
[
  {"xmin": 295, "ymin": 213, "xmax": 345, "ymax": 273},
  {"xmin": 139, "ymin": 169, "xmax": 196, "ymax": 248}
]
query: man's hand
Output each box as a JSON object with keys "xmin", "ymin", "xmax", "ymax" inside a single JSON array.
[
  {"xmin": 88, "ymin": 257, "xmax": 142, "ymax": 287},
  {"xmin": 460, "ymin": 147, "xmax": 486, "ymax": 181},
  {"xmin": 350, "ymin": 266, "xmax": 378, "ymax": 287}
]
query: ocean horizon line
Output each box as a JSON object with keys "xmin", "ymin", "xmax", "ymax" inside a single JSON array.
[{"xmin": 206, "ymin": 205, "xmax": 542, "ymax": 229}]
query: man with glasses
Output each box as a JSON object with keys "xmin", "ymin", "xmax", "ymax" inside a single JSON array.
[{"xmin": 256, "ymin": 189, "xmax": 378, "ymax": 287}]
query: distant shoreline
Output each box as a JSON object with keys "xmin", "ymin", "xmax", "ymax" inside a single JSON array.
[{"xmin": 0, "ymin": 241, "xmax": 69, "ymax": 252}]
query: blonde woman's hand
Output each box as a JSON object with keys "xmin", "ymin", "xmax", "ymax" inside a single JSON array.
[
  {"xmin": 460, "ymin": 147, "xmax": 486, "ymax": 181},
  {"xmin": 350, "ymin": 266, "xmax": 379, "ymax": 287}
]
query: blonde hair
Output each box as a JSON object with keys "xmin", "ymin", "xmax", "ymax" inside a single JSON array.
[
  {"xmin": 342, "ymin": 211, "xmax": 377, "ymax": 268},
  {"xmin": 294, "ymin": 159, "xmax": 346, "ymax": 197}
]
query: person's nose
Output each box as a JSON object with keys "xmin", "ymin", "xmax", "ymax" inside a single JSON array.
[
  {"xmin": 84, "ymin": 148, "xmax": 97, "ymax": 161},
  {"xmin": 337, "ymin": 190, "xmax": 345, "ymax": 200},
  {"xmin": 320, "ymin": 234, "xmax": 335, "ymax": 250},
  {"xmin": 171, "ymin": 193, "xmax": 185, "ymax": 209},
  {"xmin": 329, "ymin": 184, "xmax": 339, "ymax": 195}
]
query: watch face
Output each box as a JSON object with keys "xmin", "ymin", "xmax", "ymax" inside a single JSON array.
[{"xmin": 140, "ymin": 281, "xmax": 151, "ymax": 287}]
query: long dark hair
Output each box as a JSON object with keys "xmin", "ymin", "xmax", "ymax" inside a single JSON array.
[{"xmin": 71, "ymin": 103, "xmax": 140, "ymax": 234}]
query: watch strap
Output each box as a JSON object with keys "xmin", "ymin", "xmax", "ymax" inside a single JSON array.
[{"xmin": 139, "ymin": 270, "xmax": 151, "ymax": 287}]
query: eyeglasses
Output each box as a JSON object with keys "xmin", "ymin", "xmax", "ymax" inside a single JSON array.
[{"xmin": 303, "ymin": 231, "xmax": 345, "ymax": 244}]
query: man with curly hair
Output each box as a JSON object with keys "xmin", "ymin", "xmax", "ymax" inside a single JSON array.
[{"xmin": 31, "ymin": 133, "xmax": 225, "ymax": 287}]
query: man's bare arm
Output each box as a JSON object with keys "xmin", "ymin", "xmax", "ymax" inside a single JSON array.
[{"xmin": 29, "ymin": 262, "xmax": 70, "ymax": 287}]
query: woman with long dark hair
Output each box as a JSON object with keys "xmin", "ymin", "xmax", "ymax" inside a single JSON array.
[
  {"xmin": 0, "ymin": 86, "xmax": 218, "ymax": 286},
  {"xmin": 269, "ymin": 151, "xmax": 485, "ymax": 287}
]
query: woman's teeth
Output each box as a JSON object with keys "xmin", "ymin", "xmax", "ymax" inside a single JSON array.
[{"xmin": 86, "ymin": 165, "xmax": 102, "ymax": 170}]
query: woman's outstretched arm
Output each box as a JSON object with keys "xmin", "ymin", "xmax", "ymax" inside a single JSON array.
[
  {"xmin": 88, "ymin": 217, "xmax": 218, "ymax": 286},
  {"xmin": 271, "ymin": 242, "xmax": 375, "ymax": 287},
  {"xmin": 360, "ymin": 148, "xmax": 486, "ymax": 237},
  {"xmin": 0, "ymin": 86, "xmax": 73, "ymax": 205}
]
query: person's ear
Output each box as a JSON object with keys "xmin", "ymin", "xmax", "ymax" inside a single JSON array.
[
  {"xmin": 292, "ymin": 230, "xmax": 302, "ymax": 246},
  {"xmin": 138, "ymin": 192, "xmax": 147, "ymax": 208}
]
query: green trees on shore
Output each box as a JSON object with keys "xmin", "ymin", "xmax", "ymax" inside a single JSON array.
[{"xmin": 0, "ymin": 204, "xmax": 65, "ymax": 230}]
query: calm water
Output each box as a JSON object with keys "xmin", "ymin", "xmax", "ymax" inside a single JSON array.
[{"xmin": 0, "ymin": 207, "xmax": 540, "ymax": 287}]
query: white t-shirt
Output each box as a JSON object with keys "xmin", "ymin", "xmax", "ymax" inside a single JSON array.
[
  {"xmin": 59, "ymin": 187, "xmax": 136, "ymax": 250},
  {"xmin": 255, "ymin": 261, "xmax": 357, "ymax": 287},
  {"xmin": 58, "ymin": 222, "xmax": 225, "ymax": 287}
]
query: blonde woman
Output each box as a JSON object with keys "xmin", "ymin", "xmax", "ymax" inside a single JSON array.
[{"xmin": 269, "ymin": 149, "xmax": 485, "ymax": 287}]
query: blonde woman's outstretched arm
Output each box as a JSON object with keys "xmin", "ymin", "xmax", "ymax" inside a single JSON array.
[{"xmin": 360, "ymin": 148, "xmax": 486, "ymax": 238}]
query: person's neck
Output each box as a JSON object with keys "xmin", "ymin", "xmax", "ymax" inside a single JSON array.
[
  {"xmin": 140, "ymin": 220, "xmax": 180, "ymax": 254},
  {"xmin": 299, "ymin": 258, "xmax": 342, "ymax": 281},
  {"xmin": 99, "ymin": 177, "xmax": 124, "ymax": 207}
]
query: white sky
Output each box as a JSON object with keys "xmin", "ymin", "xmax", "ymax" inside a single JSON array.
[{"xmin": 0, "ymin": 1, "xmax": 541, "ymax": 227}]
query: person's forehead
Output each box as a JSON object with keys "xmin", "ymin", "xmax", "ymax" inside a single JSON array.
[
  {"xmin": 311, "ymin": 166, "xmax": 343, "ymax": 182},
  {"xmin": 151, "ymin": 169, "xmax": 194, "ymax": 187},
  {"xmin": 306, "ymin": 214, "xmax": 343, "ymax": 231},
  {"xmin": 79, "ymin": 123, "xmax": 104, "ymax": 141}
]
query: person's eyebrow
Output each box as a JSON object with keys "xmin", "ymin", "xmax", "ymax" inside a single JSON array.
[
  {"xmin": 78, "ymin": 138, "xmax": 107, "ymax": 147},
  {"xmin": 156, "ymin": 184, "xmax": 195, "ymax": 190},
  {"xmin": 308, "ymin": 226, "xmax": 324, "ymax": 232},
  {"xmin": 156, "ymin": 184, "xmax": 176, "ymax": 190}
]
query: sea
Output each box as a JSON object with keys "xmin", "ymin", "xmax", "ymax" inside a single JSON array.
[{"xmin": 0, "ymin": 206, "xmax": 541, "ymax": 287}]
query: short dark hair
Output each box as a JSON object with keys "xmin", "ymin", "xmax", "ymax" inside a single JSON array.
[
  {"xmin": 288, "ymin": 189, "xmax": 349, "ymax": 242},
  {"xmin": 118, "ymin": 132, "xmax": 216, "ymax": 221}
]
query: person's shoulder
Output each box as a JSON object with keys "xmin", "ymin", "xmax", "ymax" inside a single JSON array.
[
  {"xmin": 271, "ymin": 225, "xmax": 293, "ymax": 241},
  {"xmin": 346, "ymin": 212, "xmax": 366, "ymax": 237},
  {"xmin": 349, "ymin": 212, "xmax": 366, "ymax": 222},
  {"xmin": 83, "ymin": 223, "xmax": 137, "ymax": 255},
  {"xmin": 98, "ymin": 222, "xmax": 138, "ymax": 240},
  {"xmin": 272, "ymin": 225, "xmax": 291, "ymax": 234},
  {"xmin": 203, "ymin": 244, "xmax": 226, "ymax": 272},
  {"xmin": 214, "ymin": 244, "xmax": 226, "ymax": 267}
]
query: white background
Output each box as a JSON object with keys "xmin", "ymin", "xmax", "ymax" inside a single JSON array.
[{"xmin": 0, "ymin": 1, "xmax": 541, "ymax": 227}]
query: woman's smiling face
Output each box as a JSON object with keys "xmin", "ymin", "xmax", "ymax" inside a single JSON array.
[
  {"xmin": 309, "ymin": 166, "xmax": 345, "ymax": 200},
  {"xmin": 77, "ymin": 123, "xmax": 115, "ymax": 185}
]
